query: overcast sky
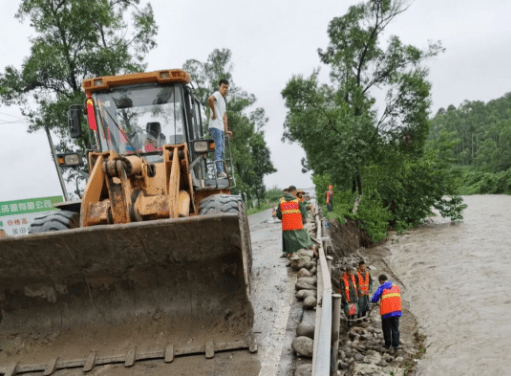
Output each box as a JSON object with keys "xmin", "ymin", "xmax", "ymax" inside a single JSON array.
[{"xmin": 1, "ymin": 0, "xmax": 511, "ymax": 202}]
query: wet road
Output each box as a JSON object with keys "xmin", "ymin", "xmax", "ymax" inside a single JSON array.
[
  {"xmin": 387, "ymin": 195, "xmax": 511, "ymax": 376},
  {"xmin": 249, "ymin": 209, "xmax": 299, "ymax": 376}
]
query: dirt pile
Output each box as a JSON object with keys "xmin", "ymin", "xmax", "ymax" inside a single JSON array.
[{"xmin": 327, "ymin": 219, "xmax": 372, "ymax": 260}]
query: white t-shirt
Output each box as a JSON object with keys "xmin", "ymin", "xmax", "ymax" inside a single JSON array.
[{"xmin": 209, "ymin": 91, "xmax": 226, "ymax": 131}]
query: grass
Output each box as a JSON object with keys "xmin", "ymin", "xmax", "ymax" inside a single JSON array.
[
  {"xmin": 247, "ymin": 202, "xmax": 276, "ymax": 216},
  {"xmin": 403, "ymin": 332, "xmax": 428, "ymax": 376}
]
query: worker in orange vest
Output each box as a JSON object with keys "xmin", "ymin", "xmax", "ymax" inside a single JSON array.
[
  {"xmin": 356, "ymin": 260, "xmax": 373, "ymax": 320},
  {"xmin": 325, "ymin": 185, "xmax": 334, "ymax": 212},
  {"xmin": 371, "ymin": 274, "xmax": 402, "ymax": 349},
  {"xmin": 276, "ymin": 185, "xmax": 314, "ymax": 260},
  {"xmin": 297, "ymin": 190, "xmax": 314, "ymax": 218},
  {"xmin": 339, "ymin": 266, "xmax": 360, "ymax": 326}
]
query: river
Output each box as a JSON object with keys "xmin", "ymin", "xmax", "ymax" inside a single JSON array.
[{"xmin": 386, "ymin": 195, "xmax": 511, "ymax": 376}]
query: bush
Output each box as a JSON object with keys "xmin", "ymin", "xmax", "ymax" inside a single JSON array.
[
  {"xmin": 459, "ymin": 168, "xmax": 511, "ymax": 195},
  {"xmin": 322, "ymin": 189, "xmax": 358, "ymax": 223},
  {"xmin": 319, "ymin": 189, "xmax": 391, "ymax": 242},
  {"xmin": 361, "ymin": 132, "xmax": 466, "ymax": 227},
  {"xmin": 355, "ymin": 194, "xmax": 393, "ymax": 242},
  {"xmin": 313, "ymin": 131, "xmax": 467, "ymax": 243},
  {"xmin": 265, "ymin": 186, "xmax": 284, "ymax": 202},
  {"xmin": 313, "ymin": 173, "xmax": 333, "ymax": 204}
]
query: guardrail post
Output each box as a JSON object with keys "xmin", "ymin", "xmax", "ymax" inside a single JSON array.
[{"xmin": 331, "ymin": 294, "xmax": 342, "ymax": 375}]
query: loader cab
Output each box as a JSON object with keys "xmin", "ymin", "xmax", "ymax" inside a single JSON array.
[
  {"xmin": 77, "ymin": 69, "xmax": 234, "ymax": 190},
  {"xmin": 90, "ymin": 83, "xmax": 194, "ymax": 163}
]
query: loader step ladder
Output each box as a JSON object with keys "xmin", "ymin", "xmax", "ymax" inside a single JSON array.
[{"xmin": 201, "ymin": 136, "xmax": 236, "ymax": 189}]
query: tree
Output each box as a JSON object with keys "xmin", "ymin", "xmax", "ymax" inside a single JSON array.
[
  {"xmin": 249, "ymin": 132, "xmax": 277, "ymax": 206},
  {"xmin": 282, "ymin": 0, "xmax": 443, "ymax": 194},
  {"xmin": 283, "ymin": 0, "xmax": 466, "ymax": 231},
  {"xmin": 0, "ymin": 0, "xmax": 158, "ymax": 179},
  {"xmin": 265, "ymin": 186, "xmax": 283, "ymax": 203},
  {"xmin": 183, "ymin": 49, "xmax": 276, "ymax": 205}
]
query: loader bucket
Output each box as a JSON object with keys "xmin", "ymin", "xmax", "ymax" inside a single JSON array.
[{"xmin": 0, "ymin": 214, "xmax": 255, "ymax": 374}]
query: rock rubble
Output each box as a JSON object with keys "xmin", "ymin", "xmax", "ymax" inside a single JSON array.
[{"xmin": 291, "ymin": 217, "xmax": 414, "ymax": 376}]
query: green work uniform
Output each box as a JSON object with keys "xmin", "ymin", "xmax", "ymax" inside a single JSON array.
[
  {"xmin": 357, "ymin": 271, "xmax": 373, "ymax": 317},
  {"xmin": 340, "ymin": 273, "xmax": 361, "ymax": 318},
  {"xmin": 276, "ymin": 193, "xmax": 314, "ymax": 254}
]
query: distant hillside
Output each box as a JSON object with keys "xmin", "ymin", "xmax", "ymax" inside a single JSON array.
[
  {"xmin": 429, "ymin": 92, "xmax": 511, "ymax": 172},
  {"xmin": 429, "ymin": 92, "xmax": 511, "ymax": 194}
]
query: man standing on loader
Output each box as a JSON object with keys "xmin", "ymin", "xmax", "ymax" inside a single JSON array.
[{"xmin": 208, "ymin": 79, "xmax": 232, "ymax": 178}]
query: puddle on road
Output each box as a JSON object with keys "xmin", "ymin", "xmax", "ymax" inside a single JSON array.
[{"xmin": 386, "ymin": 195, "xmax": 511, "ymax": 376}]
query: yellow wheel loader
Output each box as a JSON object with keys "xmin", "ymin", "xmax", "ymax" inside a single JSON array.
[{"xmin": 0, "ymin": 69, "xmax": 255, "ymax": 375}]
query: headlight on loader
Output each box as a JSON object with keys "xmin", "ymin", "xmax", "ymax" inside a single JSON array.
[
  {"xmin": 194, "ymin": 141, "xmax": 209, "ymax": 153},
  {"xmin": 65, "ymin": 154, "xmax": 82, "ymax": 166},
  {"xmin": 57, "ymin": 153, "xmax": 84, "ymax": 167},
  {"xmin": 194, "ymin": 140, "xmax": 215, "ymax": 154}
]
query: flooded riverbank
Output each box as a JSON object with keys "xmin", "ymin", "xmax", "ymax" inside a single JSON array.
[{"xmin": 386, "ymin": 195, "xmax": 511, "ymax": 376}]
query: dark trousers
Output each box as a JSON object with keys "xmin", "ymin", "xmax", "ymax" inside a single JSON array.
[
  {"xmin": 381, "ymin": 316, "xmax": 400, "ymax": 348},
  {"xmin": 327, "ymin": 203, "xmax": 333, "ymax": 212}
]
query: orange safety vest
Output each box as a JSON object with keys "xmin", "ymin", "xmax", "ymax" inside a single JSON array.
[
  {"xmin": 339, "ymin": 273, "xmax": 357, "ymax": 302},
  {"xmin": 280, "ymin": 198, "xmax": 303, "ymax": 231},
  {"xmin": 380, "ymin": 285, "xmax": 402, "ymax": 316},
  {"xmin": 357, "ymin": 271, "xmax": 370, "ymax": 296}
]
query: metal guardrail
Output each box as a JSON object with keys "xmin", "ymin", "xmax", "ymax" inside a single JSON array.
[
  {"xmin": 311, "ymin": 206, "xmax": 339, "ymax": 376},
  {"xmin": 311, "ymin": 195, "xmax": 361, "ymax": 375}
]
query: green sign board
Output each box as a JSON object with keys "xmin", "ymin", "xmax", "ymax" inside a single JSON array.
[{"xmin": 0, "ymin": 196, "xmax": 64, "ymax": 217}]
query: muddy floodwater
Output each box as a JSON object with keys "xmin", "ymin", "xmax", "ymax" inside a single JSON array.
[{"xmin": 386, "ymin": 195, "xmax": 511, "ymax": 376}]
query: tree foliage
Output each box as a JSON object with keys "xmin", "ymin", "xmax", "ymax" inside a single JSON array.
[
  {"xmin": 184, "ymin": 49, "xmax": 276, "ymax": 206},
  {"xmin": 264, "ymin": 186, "xmax": 283, "ymax": 203},
  {"xmin": 0, "ymin": 0, "xmax": 158, "ymax": 183},
  {"xmin": 429, "ymin": 92, "xmax": 511, "ymax": 173},
  {"xmin": 429, "ymin": 92, "xmax": 511, "ymax": 194},
  {"xmin": 283, "ymin": 0, "xmax": 465, "ymax": 236},
  {"xmin": 282, "ymin": 0, "xmax": 443, "ymax": 193}
]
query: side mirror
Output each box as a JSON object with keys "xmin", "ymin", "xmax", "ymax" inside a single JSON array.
[{"xmin": 68, "ymin": 105, "xmax": 82, "ymax": 139}]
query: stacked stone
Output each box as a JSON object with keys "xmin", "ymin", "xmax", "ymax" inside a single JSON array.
[{"xmin": 291, "ymin": 221, "xmax": 319, "ymax": 376}]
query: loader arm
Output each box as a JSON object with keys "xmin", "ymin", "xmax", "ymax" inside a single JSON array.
[{"xmin": 80, "ymin": 144, "xmax": 195, "ymax": 227}]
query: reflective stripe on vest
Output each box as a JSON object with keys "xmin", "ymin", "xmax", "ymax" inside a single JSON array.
[
  {"xmin": 380, "ymin": 285, "xmax": 402, "ymax": 316},
  {"xmin": 357, "ymin": 271, "xmax": 370, "ymax": 296},
  {"xmin": 280, "ymin": 199, "xmax": 303, "ymax": 231},
  {"xmin": 339, "ymin": 273, "xmax": 357, "ymax": 302}
]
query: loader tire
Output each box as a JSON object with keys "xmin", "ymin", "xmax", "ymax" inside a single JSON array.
[
  {"xmin": 28, "ymin": 210, "xmax": 79, "ymax": 234},
  {"xmin": 199, "ymin": 194, "xmax": 253, "ymax": 272}
]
